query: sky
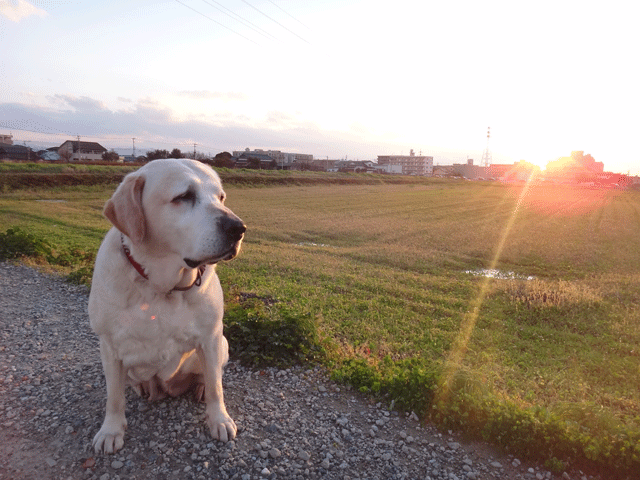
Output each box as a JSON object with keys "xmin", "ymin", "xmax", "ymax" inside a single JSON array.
[{"xmin": 1, "ymin": 0, "xmax": 639, "ymax": 173}]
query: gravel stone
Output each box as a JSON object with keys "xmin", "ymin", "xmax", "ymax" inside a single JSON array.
[{"xmin": 0, "ymin": 263, "xmax": 598, "ymax": 480}]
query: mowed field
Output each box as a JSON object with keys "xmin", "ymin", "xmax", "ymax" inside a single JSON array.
[
  {"xmin": 2, "ymin": 176, "xmax": 640, "ymax": 471},
  {"xmin": 225, "ymin": 182, "xmax": 640, "ymax": 410}
]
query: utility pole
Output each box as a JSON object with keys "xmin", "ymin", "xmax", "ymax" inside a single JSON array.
[
  {"xmin": 23, "ymin": 140, "xmax": 31, "ymax": 162},
  {"xmin": 132, "ymin": 138, "xmax": 136, "ymax": 159},
  {"xmin": 193, "ymin": 143, "xmax": 197, "ymax": 159},
  {"xmin": 481, "ymin": 127, "xmax": 492, "ymax": 169},
  {"xmin": 76, "ymin": 135, "xmax": 81, "ymax": 162}
]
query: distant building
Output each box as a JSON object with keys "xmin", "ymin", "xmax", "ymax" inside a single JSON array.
[
  {"xmin": 377, "ymin": 149, "xmax": 433, "ymax": 176},
  {"xmin": 432, "ymin": 165, "xmax": 455, "ymax": 177},
  {"xmin": 309, "ymin": 159, "xmax": 338, "ymax": 171},
  {"xmin": 452, "ymin": 158, "xmax": 485, "ymax": 179},
  {"xmin": 545, "ymin": 151, "xmax": 604, "ymax": 183},
  {"xmin": 0, "ymin": 143, "xmax": 34, "ymax": 161},
  {"xmin": 375, "ymin": 163, "xmax": 403, "ymax": 174},
  {"xmin": 38, "ymin": 149, "xmax": 61, "ymax": 161},
  {"xmin": 490, "ymin": 161, "xmax": 540, "ymax": 181},
  {"xmin": 232, "ymin": 148, "xmax": 313, "ymax": 169},
  {"xmin": 331, "ymin": 160, "xmax": 376, "ymax": 173},
  {"xmin": 58, "ymin": 140, "xmax": 107, "ymax": 161},
  {"xmin": 0, "ymin": 134, "xmax": 13, "ymax": 145},
  {"xmin": 450, "ymin": 159, "xmax": 540, "ymax": 181},
  {"xmin": 233, "ymin": 151, "xmax": 277, "ymax": 169}
]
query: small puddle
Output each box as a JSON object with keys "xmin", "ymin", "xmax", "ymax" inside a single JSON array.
[
  {"xmin": 465, "ymin": 269, "xmax": 535, "ymax": 281},
  {"xmin": 296, "ymin": 242, "xmax": 333, "ymax": 248}
]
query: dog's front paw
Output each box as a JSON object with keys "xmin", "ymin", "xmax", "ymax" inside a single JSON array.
[
  {"xmin": 206, "ymin": 409, "xmax": 237, "ymax": 442},
  {"xmin": 93, "ymin": 417, "xmax": 126, "ymax": 454}
]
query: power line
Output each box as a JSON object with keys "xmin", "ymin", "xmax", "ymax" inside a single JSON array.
[
  {"xmin": 200, "ymin": 0, "xmax": 277, "ymax": 40},
  {"xmin": 239, "ymin": 0, "xmax": 310, "ymax": 44},
  {"xmin": 266, "ymin": 0, "xmax": 309, "ymax": 30},
  {"xmin": 0, "ymin": 126, "xmax": 226, "ymax": 154},
  {"xmin": 173, "ymin": 0, "xmax": 257, "ymax": 44}
]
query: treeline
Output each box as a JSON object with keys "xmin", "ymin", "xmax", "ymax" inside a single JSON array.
[{"xmin": 143, "ymin": 149, "xmax": 237, "ymax": 169}]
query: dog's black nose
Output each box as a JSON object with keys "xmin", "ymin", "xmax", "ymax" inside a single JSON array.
[{"xmin": 220, "ymin": 216, "xmax": 246, "ymax": 242}]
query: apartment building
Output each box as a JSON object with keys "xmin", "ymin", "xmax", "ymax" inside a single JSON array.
[{"xmin": 377, "ymin": 149, "xmax": 433, "ymax": 176}]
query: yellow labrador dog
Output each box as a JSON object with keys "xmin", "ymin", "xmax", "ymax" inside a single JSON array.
[{"xmin": 89, "ymin": 159, "xmax": 245, "ymax": 454}]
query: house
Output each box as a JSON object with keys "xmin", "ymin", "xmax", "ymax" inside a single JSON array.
[
  {"xmin": 0, "ymin": 144, "xmax": 35, "ymax": 161},
  {"xmin": 58, "ymin": 140, "xmax": 107, "ymax": 161},
  {"xmin": 304, "ymin": 159, "xmax": 338, "ymax": 171},
  {"xmin": 38, "ymin": 149, "xmax": 61, "ymax": 161},
  {"xmin": 0, "ymin": 134, "xmax": 14, "ymax": 145},
  {"xmin": 332, "ymin": 160, "xmax": 376, "ymax": 173}
]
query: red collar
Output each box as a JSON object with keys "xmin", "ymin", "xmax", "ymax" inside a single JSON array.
[{"xmin": 121, "ymin": 234, "xmax": 205, "ymax": 292}]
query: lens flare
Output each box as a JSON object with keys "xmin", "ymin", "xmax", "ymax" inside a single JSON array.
[{"xmin": 436, "ymin": 171, "xmax": 535, "ymax": 404}]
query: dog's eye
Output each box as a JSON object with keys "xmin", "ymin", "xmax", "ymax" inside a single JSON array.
[
  {"xmin": 219, "ymin": 193, "xmax": 226, "ymax": 203},
  {"xmin": 172, "ymin": 190, "xmax": 196, "ymax": 204}
]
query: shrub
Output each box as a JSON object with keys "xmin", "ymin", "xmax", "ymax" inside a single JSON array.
[
  {"xmin": 0, "ymin": 228, "xmax": 95, "ymax": 285},
  {"xmin": 224, "ymin": 294, "xmax": 324, "ymax": 368},
  {"xmin": 0, "ymin": 227, "xmax": 54, "ymax": 261}
]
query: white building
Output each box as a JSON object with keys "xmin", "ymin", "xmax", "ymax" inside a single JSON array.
[
  {"xmin": 377, "ymin": 149, "xmax": 434, "ymax": 176},
  {"xmin": 58, "ymin": 140, "xmax": 107, "ymax": 161}
]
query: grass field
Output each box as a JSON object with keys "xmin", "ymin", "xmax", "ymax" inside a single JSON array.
[{"xmin": 2, "ymin": 168, "xmax": 640, "ymax": 476}]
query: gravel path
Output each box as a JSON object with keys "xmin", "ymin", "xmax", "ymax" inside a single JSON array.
[{"xmin": 0, "ymin": 262, "xmax": 592, "ymax": 480}]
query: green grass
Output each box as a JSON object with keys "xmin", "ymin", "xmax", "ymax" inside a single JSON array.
[{"xmin": 2, "ymin": 169, "xmax": 640, "ymax": 477}]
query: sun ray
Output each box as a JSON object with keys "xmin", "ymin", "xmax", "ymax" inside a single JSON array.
[{"xmin": 436, "ymin": 172, "xmax": 536, "ymax": 403}]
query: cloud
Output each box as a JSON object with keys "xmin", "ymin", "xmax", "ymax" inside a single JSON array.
[
  {"xmin": 177, "ymin": 90, "xmax": 249, "ymax": 101},
  {"xmin": 0, "ymin": 0, "xmax": 47, "ymax": 22},
  {"xmin": 0, "ymin": 96, "xmax": 411, "ymax": 158},
  {"xmin": 51, "ymin": 94, "xmax": 108, "ymax": 112}
]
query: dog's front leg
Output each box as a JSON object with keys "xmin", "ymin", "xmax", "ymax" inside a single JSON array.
[
  {"xmin": 93, "ymin": 338, "xmax": 128, "ymax": 453},
  {"xmin": 197, "ymin": 334, "xmax": 237, "ymax": 442}
]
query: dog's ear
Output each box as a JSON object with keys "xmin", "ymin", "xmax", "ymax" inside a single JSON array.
[{"xmin": 104, "ymin": 174, "xmax": 147, "ymax": 244}]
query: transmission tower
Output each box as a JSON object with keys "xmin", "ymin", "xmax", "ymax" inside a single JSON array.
[{"xmin": 480, "ymin": 127, "xmax": 492, "ymax": 168}]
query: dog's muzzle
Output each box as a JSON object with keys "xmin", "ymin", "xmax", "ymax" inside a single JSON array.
[{"xmin": 184, "ymin": 216, "xmax": 246, "ymax": 269}]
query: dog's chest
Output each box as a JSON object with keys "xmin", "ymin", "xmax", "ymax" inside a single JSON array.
[{"xmin": 114, "ymin": 295, "xmax": 216, "ymax": 374}]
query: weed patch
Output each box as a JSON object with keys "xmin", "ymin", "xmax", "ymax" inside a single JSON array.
[
  {"xmin": 0, "ymin": 227, "xmax": 95, "ymax": 284},
  {"xmin": 224, "ymin": 289, "xmax": 324, "ymax": 368}
]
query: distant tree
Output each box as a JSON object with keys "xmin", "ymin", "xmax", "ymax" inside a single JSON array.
[
  {"xmin": 146, "ymin": 149, "xmax": 170, "ymax": 160},
  {"xmin": 58, "ymin": 147, "xmax": 72, "ymax": 163},
  {"xmin": 170, "ymin": 148, "xmax": 184, "ymax": 158},
  {"xmin": 247, "ymin": 157, "xmax": 261, "ymax": 169},
  {"xmin": 184, "ymin": 151, "xmax": 211, "ymax": 162},
  {"xmin": 102, "ymin": 150, "xmax": 120, "ymax": 162},
  {"xmin": 213, "ymin": 151, "xmax": 234, "ymax": 168}
]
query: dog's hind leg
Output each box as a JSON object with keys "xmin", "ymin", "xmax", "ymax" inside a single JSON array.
[
  {"xmin": 132, "ymin": 376, "xmax": 168, "ymax": 401},
  {"xmin": 164, "ymin": 350, "xmax": 204, "ymax": 398}
]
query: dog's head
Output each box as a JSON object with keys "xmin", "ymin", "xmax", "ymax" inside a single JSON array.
[{"xmin": 104, "ymin": 159, "xmax": 245, "ymax": 269}]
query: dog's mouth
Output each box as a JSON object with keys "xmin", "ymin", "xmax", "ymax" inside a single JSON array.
[{"xmin": 184, "ymin": 245, "xmax": 241, "ymax": 269}]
